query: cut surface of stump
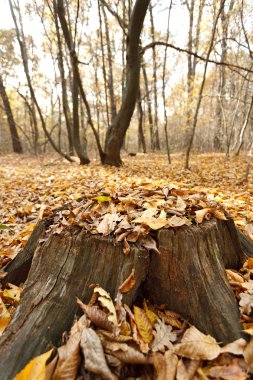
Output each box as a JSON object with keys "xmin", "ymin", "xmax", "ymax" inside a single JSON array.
[{"xmin": 0, "ymin": 216, "xmax": 250, "ymax": 380}]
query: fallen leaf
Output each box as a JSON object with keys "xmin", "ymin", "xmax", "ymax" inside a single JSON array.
[
  {"xmin": 103, "ymin": 339, "xmax": 150, "ymax": 364},
  {"xmin": 195, "ymin": 208, "xmax": 211, "ymax": 223},
  {"xmin": 123, "ymin": 237, "xmax": 130, "ymax": 255},
  {"xmin": 80, "ymin": 328, "xmax": 116, "ymax": 380},
  {"xmin": 174, "ymin": 326, "xmax": 220, "ymax": 360},
  {"xmin": 206, "ymin": 362, "xmax": 248, "ymax": 380},
  {"xmin": 119, "ymin": 268, "xmax": 136, "ymax": 293},
  {"xmin": 134, "ymin": 305, "xmax": 153, "ymax": 344},
  {"xmin": 167, "ymin": 215, "xmax": 188, "ymax": 227},
  {"xmin": 77, "ymin": 298, "xmax": 113, "ymax": 331},
  {"xmin": 52, "ymin": 315, "xmax": 88, "ymax": 380},
  {"xmin": 151, "ymin": 319, "xmax": 176, "ymax": 352},
  {"xmin": 94, "ymin": 287, "xmax": 117, "ymax": 325},
  {"xmin": 221, "ymin": 338, "xmax": 247, "ymax": 355},
  {"xmin": 239, "ymin": 291, "xmax": 253, "ymax": 316},
  {"xmin": 0, "ymin": 297, "xmax": 11, "ymax": 336},
  {"xmin": 14, "ymin": 349, "xmax": 53, "ymax": 380},
  {"xmin": 97, "ymin": 213, "xmax": 122, "ymax": 236},
  {"xmin": 140, "ymin": 235, "xmax": 160, "ymax": 254}
]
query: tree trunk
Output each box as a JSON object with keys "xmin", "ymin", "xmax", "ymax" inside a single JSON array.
[
  {"xmin": 101, "ymin": 3, "xmax": 117, "ymax": 123},
  {"xmin": 0, "ymin": 74, "xmax": 23, "ymax": 154},
  {"xmin": 72, "ymin": 73, "xmax": 90, "ymax": 164},
  {"xmin": 234, "ymin": 93, "xmax": 253, "ymax": 155},
  {"xmin": 162, "ymin": 1, "xmax": 173, "ymax": 164},
  {"xmin": 53, "ymin": 0, "xmax": 74, "ymax": 156},
  {"xmin": 9, "ymin": 0, "xmax": 74, "ymax": 162},
  {"xmin": 57, "ymin": 0, "xmax": 104, "ymax": 162},
  {"xmin": 142, "ymin": 62, "xmax": 154, "ymax": 151},
  {"xmin": 103, "ymin": 0, "xmax": 151, "ymax": 166},
  {"xmin": 137, "ymin": 88, "xmax": 146, "ymax": 153},
  {"xmin": 98, "ymin": 0, "xmax": 110, "ymax": 128},
  {"xmin": 0, "ymin": 211, "xmax": 252, "ymax": 379}
]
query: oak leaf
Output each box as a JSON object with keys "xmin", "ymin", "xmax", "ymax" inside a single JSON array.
[{"xmin": 151, "ymin": 319, "xmax": 176, "ymax": 352}]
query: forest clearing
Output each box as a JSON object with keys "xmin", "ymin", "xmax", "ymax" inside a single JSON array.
[{"xmin": 1, "ymin": 0, "xmax": 253, "ymax": 378}]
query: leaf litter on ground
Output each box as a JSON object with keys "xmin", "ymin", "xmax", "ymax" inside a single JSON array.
[{"xmin": 0, "ymin": 152, "xmax": 253, "ymax": 378}]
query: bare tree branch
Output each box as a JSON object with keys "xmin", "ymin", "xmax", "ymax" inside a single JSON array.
[
  {"xmin": 142, "ymin": 41, "xmax": 253, "ymax": 74},
  {"xmin": 99, "ymin": 0, "xmax": 127, "ymax": 33}
]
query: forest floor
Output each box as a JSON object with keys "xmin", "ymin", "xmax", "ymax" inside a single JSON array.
[{"xmin": 0, "ymin": 152, "xmax": 253, "ymax": 379}]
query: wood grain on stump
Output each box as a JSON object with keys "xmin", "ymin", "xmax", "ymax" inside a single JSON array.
[{"xmin": 0, "ymin": 216, "xmax": 251, "ymax": 380}]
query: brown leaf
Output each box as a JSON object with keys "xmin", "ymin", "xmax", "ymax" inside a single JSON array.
[
  {"xmin": 176, "ymin": 359, "xmax": 190, "ymax": 380},
  {"xmin": 119, "ymin": 268, "xmax": 136, "ymax": 293},
  {"xmin": 123, "ymin": 237, "xmax": 130, "ymax": 255},
  {"xmin": 97, "ymin": 213, "xmax": 122, "ymax": 236},
  {"xmin": 221, "ymin": 338, "xmax": 247, "ymax": 355},
  {"xmin": 103, "ymin": 339, "xmax": 150, "ymax": 364},
  {"xmin": 167, "ymin": 215, "xmax": 188, "ymax": 227},
  {"xmin": 174, "ymin": 326, "xmax": 220, "ymax": 360},
  {"xmin": 80, "ymin": 328, "xmax": 117, "ymax": 380},
  {"xmin": 52, "ymin": 315, "xmax": 88, "ymax": 380},
  {"xmin": 239, "ymin": 291, "xmax": 253, "ymax": 316},
  {"xmin": 163, "ymin": 350, "xmax": 178, "ymax": 380},
  {"xmin": 176, "ymin": 196, "xmax": 186, "ymax": 212},
  {"xmin": 77, "ymin": 298, "xmax": 113, "ymax": 331},
  {"xmin": 206, "ymin": 362, "xmax": 248, "ymax": 380},
  {"xmin": 244, "ymin": 336, "xmax": 253, "ymax": 371},
  {"xmin": 140, "ymin": 235, "xmax": 160, "ymax": 254},
  {"xmin": 195, "ymin": 208, "xmax": 211, "ymax": 223}
]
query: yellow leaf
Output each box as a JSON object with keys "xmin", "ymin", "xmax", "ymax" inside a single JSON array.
[
  {"xmin": 95, "ymin": 196, "xmax": 111, "ymax": 203},
  {"xmin": 3, "ymin": 286, "xmax": 21, "ymax": 302},
  {"xmin": 133, "ymin": 306, "xmax": 153, "ymax": 344},
  {"xmin": 0, "ymin": 297, "xmax": 11, "ymax": 336},
  {"xmin": 14, "ymin": 349, "xmax": 53, "ymax": 380},
  {"xmin": 143, "ymin": 300, "xmax": 158, "ymax": 326}
]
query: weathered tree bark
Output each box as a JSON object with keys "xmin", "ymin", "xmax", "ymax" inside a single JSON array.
[
  {"xmin": 137, "ymin": 88, "xmax": 146, "ymax": 153},
  {"xmin": 0, "ymin": 74, "xmax": 23, "ymax": 154},
  {"xmin": 103, "ymin": 0, "xmax": 151, "ymax": 166},
  {"xmin": 142, "ymin": 61, "xmax": 154, "ymax": 151},
  {"xmin": 149, "ymin": 4, "xmax": 160, "ymax": 152},
  {"xmin": 101, "ymin": 3, "xmax": 117, "ymax": 123},
  {"xmin": 162, "ymin": 1, "xmax": 173, "ymax": 164},
  {"xmin": 234, "ymin": 93, "xmax": 253, "ymax": 155},
  {"xmin": 0, "ymin": 214, "xmax": 252, "ymax": 380},
  {"xmin": 98, "ymin": 0, "xmax": 110, "ymax": 128},
  {"xmin": 53, "ymin": 0, "xmax": 74, "ymax": 156},
  {"xmin": 0, "ymin": 227, "xmax": 149, "ymax": 380},
  {"xmin": 56, "ymin": 0, "xmax": 104, "ymax": 163}
]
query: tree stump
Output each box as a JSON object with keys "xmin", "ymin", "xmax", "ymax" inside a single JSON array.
[{"xmin": 0, "ymin": 214, "xmax": 251, "ymax": 380}]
